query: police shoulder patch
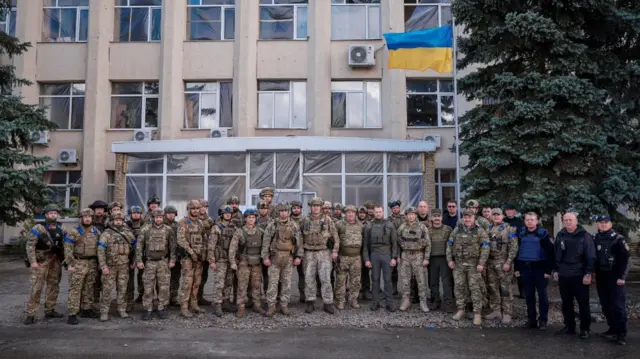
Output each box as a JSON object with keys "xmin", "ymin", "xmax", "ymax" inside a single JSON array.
[{"xmin": 624, "ymin": 242, "xmax": 630, "ymax": 251}]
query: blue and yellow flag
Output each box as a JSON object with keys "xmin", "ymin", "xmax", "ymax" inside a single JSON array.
[{"xmin": 383, "ymin": 25, "xmax": 453, "ymax": 73}]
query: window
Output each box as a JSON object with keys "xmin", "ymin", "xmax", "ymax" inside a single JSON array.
[
  {"xmin": 404, "ymin": 0, "xmax": 452, "ymax": 32},
  {"xmin": 331, "ymin": 0, "xmax": 380, "ymax": 40},
  {"xmin": 435, "ymin": 168, "xmax": 456, "ymax": 210},
  {"xmin": 331, "ymin": 81, "xmax": 381, "ymax": 128},
  {"xmin": 111, "ymin": 82, "xmax": 159, "ymax": 129},
  {"xmin": 258, "ymin": 81, "xmax": 306, "ymax": 129},
  {"xmin": 259, "ymin": 0, "xmax": 307, "ymax": 40},
  {"xmin": 44, "ymin": 171, "xmax": 82, "ymax": 217},
  {"xmin": 42, "ymin": 0, "xmax": 89, "ymax": 42},
  {"xmin": 406, "ymin": 79, "xmax": 454, "ymax": 127},
  {"xmin": 39, "ymin": 83, "xmax": 85, "ymax": 130},
  {"xmin": 0, "ymin": 0, "xmax": 16, "ymax": 36},
  {"xmin": 187, "ymin": 0, "xmax": 235, "ymax": 41},
  {"xmin": 184, "ymin": 81, "xmax": 233, "ymax": 129},
  {"xmin": 115, "ymin": 0, "xmax": 161, "ymax": 42},
  {"xmin": 107, "ymin": 171, "xmax": 115, "ymax": 203}
]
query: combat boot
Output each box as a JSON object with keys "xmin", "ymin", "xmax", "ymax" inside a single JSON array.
[
  {"xmin": 198, "ymin": 297, "xmax": 212, "ymax": 306},
  {"xmin": 100, "ymin": 314, "xmax": 109, "ymax": 322},
  {"xmin": 169, "ymin": 300, "xmax": 180, "ymax": 308},
  {"xmin": 484, "ymin": 311, "xmax": 502, "ymax": 320},
  {"xmin": 452, "ymin": 310, "xmax": 465, "ymax": 321},
  {"xmin": 158, "ymin": 309, "xmax": 169, "ymax": 319},
  {"xmin": 419, "ymin": 299, "xmax": 430, "ymax": 313},
  {"xmin": 399, "ymin": 296, "xmax": 411, "ymax": 311},
  {"xmin": 236, "ymin": 305, "xmax": 245, "ymax": 319},
  {"xmin": 222, "ymin": 299, "xmax": 236, "ymax": 313},
  {"xmin": 252, "ymin": 302, "xmax": 265, "ymax": 315},
  {"xmin": 501, "ymin": 314, "xmax": 511, "ymax": 324},
  {"xmin": 191, "ymin": 301, "xmax": 206, "ymax": 314},
  {"xmin": 180, "ymin": 305, "xmax": 193, "ymax": 318},
  {"xmin": 24, "ymin": 316, "xmax": 35, "ymax": 325},
  {"xmin": 135, "ymin": 295, "xmax": 143, "ymax": 304},
  {"xmin": 67, "ymin": 315, "xmax": 78, "ymax": 325},
  {"xmin": 265, "ymin": 304, "xmax": 276, "ymax": 318},
  {"xmin": 212, "ymin": 303, "xmax": 223, "ymax": 317},
  {"xmin": 119, "ymin": 310, "xmax": 129, "ymax": 319},
  {"xmin": 473, "ymin": 314, "xmax": 482, "ymax": 326},
  {"xmin": 324, "ymin": 303, "xmax": 335, "ymax": 314},
  {"xmin": 141, "ymin": 311, "xmax": 151, "ymax": 321},
  {"xmin": 280, "ymin": 304, "xmax": 290, "ymax": 316},
  {"xmin": 299, "ymin": 291, "xmax": 306, "ymax": 303},
  {"xmin": 336, "ymin": 302, "xmax": 345, "ymax": 310},
  {"xmin": 45, "ymin": 311, "xmax": 64, "ymax": 319},
  {"xmin": 350, "ymin": 299, "xmax": 360, "ymax": 309},
  {"xmin": 305, "ymin": 301, "xmax": 315, "ymax": 313}
]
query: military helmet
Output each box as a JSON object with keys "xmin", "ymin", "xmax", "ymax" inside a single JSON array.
[
  {"xmin": 186, "ymin": 199, "xmax": 201, "ymax": 210},
  {"xmin": 244, "ymin": 208, "xmax": 259, "ymax": 217},
  {"xmin": 129, "ymin": 205, "xmax": 143, "ymax": 214},
  {"xmin": 43, "ymin": 203, "xmax": 60, "ymax": 214},
  {"xmin": 226, "ymin": 196, "xmax": 240, "ymax": 205},
  {"xmin": 111, "ymin": 212, "xmax": 125, "ymax": 221},
  {"xmin": 358, "ymin": 206, "xmax": 367, "ymax": 213},
  {"xmin": 465, "ymin": 199, "xmax": 480, "ymax": 208},
  {"xmin": 109, "ymin": 201, "xmax": 123, "ymax": 211},
  {"xmin": 430, "ymin": 208, "xmax": 443, "ymax": 217},
  {"xmin": 344, "ymin": 205, "xmax": 357, "ymax": 213},
  {"xmin": 290, "ymin": 200, "xmax": 302, "ymax": 208},
  {"xmin": 333, "ymin": 203, "xmax": 343, "ymax": 211},
  {"xmin": 79, "ymin": 207, "xmax": 94, "ymax": 217},
  {"xmin": 147, "ymin": 197, "xmax": 161, "ymax": 206},
  {"xmin": 163, "ymin": 205, "xmax": 178, "ymax": 214},
  {"xmin": 404, "ymin": 206, "xmax": 417, "ymax": 215},
  {"xmin": 220, "ymin": 205, "xmax": 233, "ymax": 213},
  {"xmin": 276, "ymin": 202, "xmax": 290, "ymax": 212},
  {"xmin": 363, "ymin": 200, "xmax": 375, "ymax": 209},
  {"xmin": 388, "ymin": 200, "xmax": 402, "ymax": 209},
  {"xmin": 259, "ymin": 187, "xmax": 274, "ymax": 199},
  {"xmin": 308, "ymin": 197, "xmax": 323, "ymax": 206},
  {"xmin": 258, "ymin": 201, "xmax": 269, "ymax": 209},
  {"xmin": 198, "ymin": 199, "xmax": 209, "ymax": 208},
  {"xmin": 462, "ymin": 208, "xmax": 475, "ymax": 216},
  {"xmin": 89, "ymin": 200, "xmax": 108, "ymax": 210},
  {"xmin": 152, "ymin": 209, "xmax": 164, "ymax": 218},
  {"xmin": 322, "ymin": 201, "xmax": 332, "ymax": 209},
  {"xmin": 491, "ymin": 208, "xmax": 503, "ymax": 215}
]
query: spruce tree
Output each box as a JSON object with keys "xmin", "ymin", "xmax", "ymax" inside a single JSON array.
[
  {"xmin": 453, "ymin": 0, "xmax": 640, "ymax": 231},
  {"xmin": 0, "ymin": 0, "xmax": 58, "ymax": 226}
]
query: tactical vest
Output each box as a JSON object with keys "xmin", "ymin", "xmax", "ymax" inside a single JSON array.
[
  {"xmin": 399, "ymin": 222, "xmax": 425, "ymax": 251},
  {"xmin": 218, "ymin": 222, "xmax": 235, "ymax": 251},
  {"xmin": 274, "ymin": 222, "xmax": 294, "ymax": 252},
  {"xmin": 488, "ymin": 224, "xmax": 511, "ymax": 261},
  {"xmin": 338, "ymin": 221, "xmax": 363, "ymax": 257},
  {"xmin": 110, "ymin": 229, "xmax": 131, "ymax": 262},
  {"xmin": 126, "ymin": 220, "xmax": 143, "ymax": 238},
  {"xmin": 452, "ymin": 227, "xmax": 481, "ymax": 261},
  {"xmin": 388, "ymin": 214, "xmax": 404, "ymax": 229},
  {"xmin": 369, "ymin": 221, "xmax": 391, "ymax": 247},
  {"xmin": 241, "ymin": 228, "xmax": 263, "ymax": 265},
  {"xmin": 74, "ymin": 225, "xmax": 98, "ymax": 258},
  {"xmin": 303, "ymin": 216, "xmax": 329, "ymax": 249},
  {"xmin": 429, "ymin": 226, "xmax": 449, "ymax": 257},
  {"xmin": 146, "ymin": 226, "xmax": 169, "ymax": 260},
  {"xmin": 518, "ymin": 228, "xmax": 547, "ymax": 262},
  {"xmin": 595, "ymin": 232, "xmax": 620, "ymax": 272},
  {"xmin": 186, "ymin": 218, "xmax": 204, "ymax": 256},
  {"xmin": 34, "ymin": 224, "xmax": 64, "ymax": 251}
]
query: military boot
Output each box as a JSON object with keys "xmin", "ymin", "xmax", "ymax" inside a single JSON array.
[
  {"xmin": 119, "ymin": 310, "xmax": 129, "ymax": 319},
  {"xmin": 419, "ymin": 299, "xmax": 430, "ymax": 313},
  {"xmin": 24, "ymin": 316, "xmax": 35, "ymax": 325},
  {"xmin": 67, "ymin": 315, "xmax": 78, "ymax": 325},
  {"xmin": 305, "ymin": 301, "xmax": 315, "ymax": 314},
  {"xmin": 473, "ymin": 314, "xmax": 482, "ymax": 326},
  {"xmin": 336, "ymin": 302, "xmax": 345, "ymax": 310},
  {"xmin": 212, "ymin": 303, "xmax": 223, "ymax": 317},
  {"xmin": 222, "ymin": 299, "xmax": 236, "ymax": 313},
  {"xmin": 265, "ymin": 304, "xmax": 276, "ymax": 318},
  {"xmin": 501, "ymin": 314, "xmax": 511, "ymax": 324},
  {"xmin": 324, "ymin": 303, "xmax": 335, "ymax": 314},
  {"xmin": 484, "ymin": 311, "xmax": 502, "ymax": 320},
  {"xmin": 299, "ymin": 291, "xmax": 306, "ymax": 303},
  {"xmin": 158, "ymin": 309, "xmax": 169, "ymax": 319},
  {"xmin": 452, "ymin": 310, "xmax": 465, "ymax": 321},
  {"xmin": 350, "ymin": 299, "xmax": 360, "ymax": 309},
  {"xmin": 442, "ymin": 300, "xmax": 456, "ymax": 313},
  {"xmin": 198, "ymin": 297, "xmax": 212, "ymax": 306},
  {"xmin": 180, "ymin": 305, "xmax": 193, "ymax": 318},
  {"xmin": 141, "ymin": 311, "xmax": 151, "ymax": 321},
  {"xmin": 280, "ymin": 304, "xmax": 290, "ymax": 316},
  {"xmin": 191, "ymin": 301, "xmax": 206, "ymax": 314},
  {"xmin": 169, "ymin": 300, "xmax": 180, "ymax": 308},
  {"xmin": 236, "ymin": 305, "xmax": 246, "ymax": 319},
  {"xmin": 45, "ymin": 311, "xmax": 64, "ymax": 319},
  {"xmin": 399, "ymin": 295, "xmax": 411, "ymax": 311},
  {"xmin": 252, "ymin": 302, "xmax": 265, "ymax": 315},
  {"xmin": 100, "ymin": 314, "xmax": 109, "ymax": 322}
]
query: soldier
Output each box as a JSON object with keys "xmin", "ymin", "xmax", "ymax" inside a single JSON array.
[
  {"xmin": 363, "ymin": 201, "xmax": 375, "ymax": 222},
  {"xmin": 125, "ymin": 205, "xmax": 144, "ymax": 312},
  {"xmin": 504, "ymin": 204, "xmax": 525, "ymax": 299},
  {"xmin": 257, "ymin": 201, "xmax": 272, "ymax": 229},
  {"xmin": 97, "ymin": 212, "xmax": 135, "ymax": 321},
  {"xmin": 143, "ymin": 197, "xmax": 162, "ymax": 224},
  {"xmin": 289, "ymin": 200, "xmax": 307, "ymax": 302},
  {"xmin": 388, "ymin": 200, "xmax": 405, "ymax": 299},
  {"xmin": 447, "ymin": 209, "xmax": 490, "ymax": 326},
  {"xmin": 358, "ymin": 205, "xmax": 372, "ymax": 301},
  {"xmin": 177, "ymin": 200, "xmax": 210, "ymax": 318},
  {"xmin": 164, "ymin": 205, "xmax": 180, "ymax": 306},
  {"xmin": 465, "ymin": 200, "xmax": 490, "ymax": 231},
  {"xmin": 262, "ymin": 203, "xmax": 303, "ymax": 317},
  {"xmin": 210, "ymin": 205, "xmax": 237, "ymax": 316},
  {"xmin": 136, "ymin": 209, "xmax": 176, "ymax": 320},
  {"xmin": 64, "ymin": 208, "xmax": 101, "ymax": 324},
  {"xmin": 229, "ymin": 209, "xmax": 265, "ymax": 318},
  {"xmin": 363, "ymin": 204, "xmax": 398, "ymax": 312},
  {"xmin": 427, "ymin": 208, "xmax": 454, "ymax": 311},
  {"xmin": 106, "ymin": 201, "xmax": 123, "ymax": 225},
  {"xmin": 332, "ymin": 203, "xmax": 344, "ymax": 222},
  {"xmin": 197, "ymin": 199, "xmax": 214, "ymax": 307},
  {"xmin": 89, "ymin": 200, "xmax": 109, "ymax": 310},
  {"xmin": 301, "ymin": 197, "xmax": 339, "ymax": 314},
  {"xmin": 227, "ymin": 196, "xmax": 244, "ymax": 227},
  {"xmin": 484, "ymin": 208, "xmax": 518, "ymax": 324},
  {"xmin": 481, "ymin": 207, "xmax": 493, "ymax": 224},
  {"xmin": 334, "ymin": 205, "xmax": 364, "ymax": 310},
  {"xmin": 397, "ymin": 207, "xmax": 431, "ymax": 312},
  {"xmin": 322, "ymin": 201, "xmax": 333, "ymax": 218},
  {"xmin": 23, "ymin": 204, "xmax": 66, "ymax": 325},
  {"xmin": 259, "ymin": 187, "xmax": 278, "ymax": 219},
  {"xmin": 357, "ymin": 207, "xmax": 368, "ymax": 225}
]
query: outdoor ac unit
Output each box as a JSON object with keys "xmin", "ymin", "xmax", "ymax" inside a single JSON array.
[
  {"xmin": 133, "ymin": 128, "xmax": 153, "ymax": 142},
  {"xmin": 423, "ymin": 133, "xmax": 441, "ymax": 148},
  {"xmin": 31, "ymin": 131, "xmax": 49, "ymax": 145},
  {"xmin": 348, "ymin": 44, "xmax": 375, "ymax": 67},
  {"xmin": 210, "ymin": 128, "xmax": 229, "ymax": 138},
  {"xmin": 58, "ymin": 148, "xmax": 78, "ymax": 164}
]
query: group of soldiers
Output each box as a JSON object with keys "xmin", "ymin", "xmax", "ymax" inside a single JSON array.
[{"xmin": 22, "ymin": 190, "xmax": 632, "ymax": 344}]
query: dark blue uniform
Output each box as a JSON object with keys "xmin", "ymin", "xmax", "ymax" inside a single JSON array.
[{"xmin": 594, "ymin": 229, "xmax": 630, "ymax": 343}]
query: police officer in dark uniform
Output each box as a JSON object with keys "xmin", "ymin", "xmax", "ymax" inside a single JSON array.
[{"xmin": 594, "ymin": 215, "xmax": 630, "ymax": 346}]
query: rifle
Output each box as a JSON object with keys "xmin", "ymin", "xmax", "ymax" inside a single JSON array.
[{"xmin": 109, "ymin": 225, "xmax": 136, "ymax": 264}]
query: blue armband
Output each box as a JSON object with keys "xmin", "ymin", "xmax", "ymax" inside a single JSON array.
[
  {"xmin": 64, "ymin": 236, "xmax": 76, "ymax": 244},
  {"xmin": 447, "ymin": 240, "xmax": 453, "ymax": 245},
  {"xmin": 481, "ymin": 241, "xmax": 490, "ymax": 247},
  {"xmin": 98, "ymin": 241, "xmax": 107, "ymax": 249}
]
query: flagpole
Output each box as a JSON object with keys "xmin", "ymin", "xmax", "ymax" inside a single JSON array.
[{"xmin": 452, "ymin": 17, "xmax": 461, "ymax": 220}]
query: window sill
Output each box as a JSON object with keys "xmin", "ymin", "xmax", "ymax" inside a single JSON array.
[
  {"xmin": 257, "ymin": 38, "xmax": 309, "ymax": 42},
  {"xmin": 407, "ymin": 126, "xmax": 456, "ymax": 129},
  {"xmin": 184, "ymin": 39, "xmax": 234, "ymax": 43},
  {"xmin": 37, "ymin": 41, "xmax": 87, "ymax": 45},
  {"xmin": 181, "ymin": 128, "xmax": 213, "ymax": 132},
  {"xmin": 106, "ymin": 128, "xmax": 158, "ymax": 132},
  {"xmin": 330, "ymin": 38, "xmax": 382, "ymax": 42},
  {"xmin": 109, "ymin": 41, "xmax": 161, "ymax": 44},
  {"xmin": 255, "ymin": 127, "xmax": 308, "ymax": 130},
  {"xmin": 51, "ymin": 129, "xmax": 84, "ymax": 132},
  {"xmin": 331, "ymin": 127, "xmax": 383, "ymax": 130}
]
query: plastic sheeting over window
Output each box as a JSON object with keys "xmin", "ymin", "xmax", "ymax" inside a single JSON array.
[
  {"xmin": 167, "ymin": 154, "xmax": 205, "ymax": 174},
  {"xmin": 116, "ymin": 5, "xmax": 161, "ymax": 42},
  {"xmin": 345, "ymin": 153, "xmax": 383, "ymax": 173},
  {"xmin": 42, "ymin": 4, "xmax": 89, "ymax": 42},
  {"xmin": 259, "ymin": 1, "xmax": 308, "ymax": 40},
  {"xmin": 303, "ymin": 152, "xmax": 341, "ymax": 173},
  {"xmin": 250, "ymin": 152, "xmax": 274, "ymax": 188},
  {"xmin": 207, "ymin": 175, "xmax": 245, "ymax": 218},
  {"xmin": 345, "ymin": 175, "xmax": 383, "ymax": 207},
  {"xmin": 276, "ymin": 152, "xmax": 300, "ymax": 189},
  {"xmin": 39, "ymin": 83, "xmax": 85, "ymax": 130},
  {"xmin": 111, "ymin": 82, "xmax": 159, "ymax": 129},
  {"xmin": 303, "ymin": 175, "xmax": 341, "ymax": 203},
  {"xmin": 209, "ymin": 153, "xmax": 245, "ymax": 174},
  {"xmin": 167, "ymin": 176, "xmax": 204, "ymax": 219},
  {"xmin": 404, "ymin": 2, "xmax": 451, "ymax": 32},
  {"xmin": 126, "ymin": 176, "xmax": 163, "ymax": 212},
  {"xmin": 387, "ymin": 175, "xmax": 423, "ymax": 208},
  {"xmin": 387, "ymin": 153, "xmax": 422, "ymax": 173},
  {"xmin": 187, "ymin": 4, "xmax": 235, "ymax": 41},
  {"xmin": 127, "ymin": 154, "xmax": 163, "ymax": 174}
]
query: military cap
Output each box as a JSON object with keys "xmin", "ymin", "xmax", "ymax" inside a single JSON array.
[
  {"xmin": 89, "ymin": 200, "xmax": 108, "ymax": 210},
  {"xmin": 595, "ymin": 214, "xmax": 611, "ymax": 222},
  {"xmin": 404, "ymin": 206, "xmax": 417, "ymax": 215},
  {"xmin": 163, "ymin": 205, "xmax": 178, "ymax": 214},
  {"xmin": 152, "ymin": 209, "xmax": 164, "ymax": 218},
  {"xmin": 308, "ymin": 197, "xmax": 324, "ymax": 206},
  {"xmin": 462, "ymin": 208, "xmax": 475, "ymax": 216},
  {"xmin": 258, "ymin": 201, "xmax": 270, "ymax": 209},
  {"xmin": 198, "ymin": 199, "xmax": 209, "ymax": 207},
  {"xmin": 333, "ymin": 203, "xmax": 344, "ymax": 211},
  {"xmin": 465, "ymin": 199, "xmax": 480, "ymax": 208},
  {"xmin": 290, "ymin": 200, "xmax": 302, "ymax": 208},
  {"xmin": 276, "ymin": 202, "xmax": 291, "ymax": 212},
  {"xmin": 226, "ymin": 196, "xmax": 240, "ymax": 205},
  {"xmin": 358, "ymin": 206, "xmax": 367, "ymax": 213},
  {"xmin": 147, "ymin": 197, "xmax": 161, "ymax": 206},
  {"xmin": 220, "ymin": 205, "xmax": 233, "ymax": 213},
  {"xmin": 504, "ymin": 203, "xmax": 517, "ymax": 210},
  {"xmin": 186, "ymin": 199, "xmax": 201, "ymax": 210},
  {"xmin": 430, "ymin": 208, "xmax": 443, "ymax": 216},
  {"xmin": 244, "ymin": 208, "xmax": 258, "ymax": 217},
  {"xmin": 322, "ymin": 201, "xmax": 332, "ymax": 209},
  {"xmin": 363, "ymin": 200, "xmax": 375, "ymax": 209},
  {"xmin": 129, "ymin": 205, "xmax": 143, "ymax": 214},
  {"xmin": 344, "ymin": 205, "xmax": 357, "ymax": 213},
  {"xmin": 388, "ymin": 200, "xmax": 402, "ymax": 208},
  {"xmin": 79, "ymin": 208, "xmax": 94, "ymax": 217},
  {"xmin": 259, "ymin": 187, "xmax": 274, "ymax": 198},
  {"xmin": 43, "ymin": 203, "xmax": 60, "ymax": 214},
  {"xmin": 109, "ymin": 201, "xmax": 123, "ymax": 210},
  {"xmin": 110, "ymin": 212, "xmax": 125, "ymax": 221},
  {"xmin": 491, "ymin": 208, "xmax": 503, "ymax": 215}
]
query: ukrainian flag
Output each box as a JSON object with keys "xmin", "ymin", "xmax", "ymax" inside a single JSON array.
[{"xmin": 383, "ymin": 25, "xmax": 453, "ymax": 73}]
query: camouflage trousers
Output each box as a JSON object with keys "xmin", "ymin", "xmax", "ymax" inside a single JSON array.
[
  {"xmin": 169, "ymin": 260, "xmax": 181, "ymax": 303},
  {"xmin": 335, "ymin": 255, "xmax": 361, "ymax": 304},
  {"xmin": 399, "ymin": 251, "xmax": 428, "ymax": 300},
  {"xmin": 304, "ymin": 249, "xmax": 333, "ymax": 304},
  {"xmin": 67, "ymin": 258, "xmax": 98, "ymax": 315},
  {"xmin": 487, "ymin": 261, "xmax": 514, "ymax": 315},
  {"xmin": 213, "ymin": 260, "xmax": 234, "ymax": 304},
  {"xmin": 266, "ymin": 251, "xmax": 294, "ymax": 305},
  {"xmin": 126, "ymin": 268, "xmax": 135, "ymax": 310},
  {"xmin": 26, "ymin": 258, "xmax": 62, "ymax": 316},
  {"xmin": 100, "ymin": 263, "xmax": 129, "ymax": 315},
  {"xmin": 143, "ymin": 259, "xmax": 170, "ymax": 311},
  {"xmin": 179, "ymin": 258, "xmax": 203, "ymax": 307},
  {"xmin": 93, "ymin": 269, "xmax": 102, "ymax": 310},
  {"xmin": 237, "ymin": 261, "xmax": 262, "ymax": 306},
  {"xmin": 453, "ymin": 264, "xmax": 483, "ymax": 313}
]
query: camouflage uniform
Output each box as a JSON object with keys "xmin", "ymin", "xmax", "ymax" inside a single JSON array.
[
  {"xmin": 65, "ymin": 208, "xmax": 100, "ymax": 317},
  {"xmin": 24, "ymin": 205, "xmax": 65, "ymax": 322},
  {"xmin": 210, "ymin": 208, "xmax": 237, "ymax": 315},
  {"xmin": 229, "ymin": 216, "xmax": 265, "ymax": 317},
  {"xmin": 259, "ymin": 187, "xmax": 279, "ymax": 219},
  {"xmin": 262, "ymin": 205, "xmax": 303, "ymax": 315},
  {"xmin": 388, "ymin": 200, "xmax": 405, "ymax": 298},
  {"xmin": 226, "ymin": 196, "xmax": 244, "ymax": 227},
  {"xmin": 137, "ymin": 210, "xmax": 176, "ymax": 316},
  {"xmin": 397, "ymin": 207, "xmax": 431, "ymax": 312},
  {"xmin": 465, "ymin": 199, "xmax": 491, "ymax": 310},
  {"xmin": 360, "ymin": 201, "xmax": 376, "ymax": 300},
  {"xmin": 486, "ymin": 212, "xmax": 518, "ymax": 319},
  {"xmin": 289, "ymin": 201, "xmax": 307, "ymax": 301},
  {"xmin": 197, "ymin": 199, "xmax": 215, "ymax": 305},
  {"xmin": 125, "ymin": 206, "xmax": 144, "ymax": 310},
  {"xmin": 332, "ymin": 203, "xmax": 344, "ymax": 222},
  {"xmin": 97, "ymin": 213, "xmax": 135, "ymax": 319},
  {"xmin": 89, "ymin": 200, "xmax": 109, "ymax": 308},
  {"xmin": 446, "ymin": 210, "xmax": 490, "ymax": 319},
  {"xmin": 177, "ymin": 200, "xmax": 208, "ymax": 316},
  {"xmin": 334, "ymin": 206, "xmax": 364, "ymax": 309},
  {"xmin": 257, "ymin": 201, "xmax": 273, "ymax": 294},
  {"xmin": 301, "ymin": 197, "xmax": 339, "ymax": 312},
  {"xmin": 428, "ymin": 209, "xmax": 454, "ymax": 308},
  {"xmin": 163, "ymin": 206, "xmax": 180, "ymax": 304}
]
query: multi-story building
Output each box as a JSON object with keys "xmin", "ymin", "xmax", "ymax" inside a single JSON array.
[{"xmin": 2, "ymin": 0, "xmax": 476, "ymax": 239}]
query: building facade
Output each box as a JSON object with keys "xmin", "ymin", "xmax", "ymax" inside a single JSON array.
[{"xmin": 1, "ymin": 0, "xmax": 476, "ymax": 239}]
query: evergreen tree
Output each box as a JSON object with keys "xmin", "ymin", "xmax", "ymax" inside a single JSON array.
[
  {"xmin": 453, "ymin": 0, "xmax": 640, "ymax": 232},
  {"xmin": 0, "ymin": 0, "xmax": 58, "ymax": 226}
]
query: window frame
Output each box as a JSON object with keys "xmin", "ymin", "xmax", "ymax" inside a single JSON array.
[
  {"xmin": 115, "ymin": 0, "xmax": 162, "ymax": 42},
  {"xmin": 406, "ymin": 79, "xmax": 455, "ymax": 128},
  {"xmin": 107, "ymin": 170, "xmax": 115, "ymax": 203},
  {"xmin": 187, "ymin": 0, "xmax": 235, "ymax": 41},
  {"xmin": 46, "ymin": 170, "xmax": 82, "ymax": 217},
  {"xmin": 403, "ymin": 0, "xmax": 452, "ymax": 31},
  {"xmin": 0, "ymin": 1, "xmax": 16, "ymax": 36},
  {"xmin": 42, "ymin": 0, "xmax": 89, "ymax": 43},
  {"xmin": 435, "ymin": 168, "xmax": 457, "ymax": 210},
  {"xmin": 110, "ymin": 81, "xmax": 160, "ymax": 130},
  {"xmin": 257, "ymin": 80, "xmax": 307, "ymax": 129},
  {"xmin": 330, "ymin": 0, "xmax": 380, "ymax": 40},
  {"xmin": 184, "ymin": 81, "xmax": 233, "ymax": 129},
  {"xmin": 259, "ymin": 0, "xmax": 308, "ymax": 41},
  {"xmin": 331, "ymin": 81, "xmax": 381, "ymax": 129},
  {"xmin": 39, "ymin": 82, "xmax": 85, "ymax": 130}
]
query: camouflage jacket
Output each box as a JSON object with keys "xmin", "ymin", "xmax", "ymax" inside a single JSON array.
[
  {"xmin": 229, "ymin": 225, "xmax": 265, "ymax": 266},
  {"xmin": 199, "ymin": 214, "xmax": 215, "ymax": 235},
  {"xmin": 476, "ymin": 216, "xmax": 491, "ymax": 232},
  {"xmin": 177, "ymin": 216, "xmax": 208, "ymax": 261},
  {"xmin": 397, "ymin": 220, "xmax": 431, "ymax": 257},
  {"xmin": 98, "ymin": 226, "xmax": 135, "ymax": 269},
  {"xmin": 446, "ymin": 224, "xmax": 490, "ymax": 266},
  {"xmin": 126, "ymin": 219, "xmax": 144, "ymax": 239},
  {"xmin": 209, "ymin": 218, "xmax": 235, "ymax": 263},
  {"xmin": 290, "ymin": 213, "xmax": 306, "ymax": 227},
  {"xmin": 387, "ymin": 213, "xmax": 406, "ymax": 230},
  {"xmin": 262, "ymin": 219, "xmax": 303, "ymax": 259},
  {"xmin": 257, "ymin": 214, "xmax": 272, "ymax": 231},
  {"xmin": 428, "ymin": 224, "xmax": 452, "ymax": 257},
  {"xmin": 92, "ymin": 215, "xmax": 108, "ymax": 233},
  {"xmin": 335, "ymin": 219, "xmax": 364, "ymax": 257},
  {"xmin": 137, "ymin": 223, "xmax": 176, "ymax": 263},
  {"xmin": 300, "ymin": 213, "xmax": 340, "ymax": 253},
  {"xmin": 487, "ymin": 223, "xmax": 518, "ymax": 265},
  {"xmin": 26, "ymin": 222, "xmax": 67, "ymax": 264},
  {"xmin": 64, "ymin": 224, "xmax": 101, "ymax": 267},
  {"xmin": 231, "ymin": 209, "xmax": 244, "ymax": 227}
]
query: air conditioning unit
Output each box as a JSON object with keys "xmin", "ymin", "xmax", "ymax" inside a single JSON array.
[
  {"xmin": 423, "ymin": 133, "xmax": 441, "ymax": 148},
  {"xmin": 348, "ymin": 44, "xmax": 375, "ymax": 67},
  {"xmin": 133, "ymin": 128, "xmax": 153, "ymax": 142},
  {"xmin": 31, "ymin": 131, "xmax": 49, "ymax": 145},
  {"xmin": 210, "ymin": 128, "xmax": 229, "ymax": 138},
  {"xmin": 58, "ymin": 148, "xmax": 78, "ymax": 164}
]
